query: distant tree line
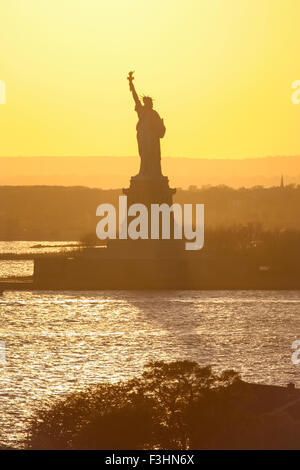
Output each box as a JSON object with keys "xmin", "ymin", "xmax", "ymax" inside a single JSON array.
[{"xmin": 0, "ymin": 184, "xmax": 299, "ymax": 241}]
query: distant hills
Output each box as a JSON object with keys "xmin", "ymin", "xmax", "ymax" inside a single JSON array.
[{"xmin": 0, "ymin": 155, "xmax": 299, "ymax": 189}]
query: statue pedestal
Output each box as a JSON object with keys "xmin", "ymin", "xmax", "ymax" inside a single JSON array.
[
  {"xmin": 106, "ymin": 175, "xmax": 183, "ymax": 258},
  {"xmin": 123, "ymin": 175, "xmax": 176, "ymax": 207}
]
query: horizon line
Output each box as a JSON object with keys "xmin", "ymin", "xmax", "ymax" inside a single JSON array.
[{"xmin": 0, "ymin": 155, "xmax": 299, "ymax": 160}]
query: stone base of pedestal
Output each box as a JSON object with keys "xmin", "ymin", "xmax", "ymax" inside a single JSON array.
[
  {"xmin": 107, "ymin": 239, "xmax": 186, "ymax": 259},
  {"xmin": 33, "ymin": 173, "xmax": 192, "ymax": 289},
  {"xmin": 33, "ymin": 254, "xmax": 192, "ymax": 289},
  {"xmin": 123, "ymin": 174, "xmax": 176, "ymax": 206},
  {"xmin": 121, "ymin": 174, "xmax": 179, "ymax": 242}
]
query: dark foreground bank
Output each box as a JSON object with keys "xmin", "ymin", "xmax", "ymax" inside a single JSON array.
[{"xmin": 13, "ymin": 361, "xmax": 300, "ymax": 450}]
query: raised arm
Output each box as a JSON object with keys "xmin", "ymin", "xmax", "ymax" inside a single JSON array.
[{"xmin": 127, "ymin": 71, "xmax": 141, "ymax": 108}]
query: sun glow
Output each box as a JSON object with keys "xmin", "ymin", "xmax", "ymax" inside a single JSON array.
[{"xmin": 1, "ymin": 0, "xmax": 300, "ymax": 158}]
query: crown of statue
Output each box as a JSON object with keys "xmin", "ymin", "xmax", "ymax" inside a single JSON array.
[{"xmin": 141, "ymin": 95, "xmax": 154, "ymax": 103}]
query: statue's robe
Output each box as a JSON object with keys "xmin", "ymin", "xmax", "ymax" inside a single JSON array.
[{"xmin": 135, "ymin": 104, "xmax": 166, "ymax": 178}]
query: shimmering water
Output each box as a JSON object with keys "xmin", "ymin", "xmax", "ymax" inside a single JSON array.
[
  {"xmin": 0, "ymin": 289, "xmax": 299, "ymax": 447},
  {"xmin": 0, "ymin": 241, "xmax": 79, "ymax": 279},
  {"xmin": 0, "ymin": 261, "xmax": 33, "ymax": 279},
  {"xmin": 0, "ymin": 241, "xmax": 79, "ymax": 256}
]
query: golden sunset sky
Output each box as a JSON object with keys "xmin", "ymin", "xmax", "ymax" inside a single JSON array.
[{"xmin": 1, "ymin": 0, "xmax": 300, "ymax": 158}]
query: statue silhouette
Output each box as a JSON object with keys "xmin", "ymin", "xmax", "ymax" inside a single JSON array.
[{"xmin": 127, "ymin": 71, "xmax": 166, "ymax": 179}]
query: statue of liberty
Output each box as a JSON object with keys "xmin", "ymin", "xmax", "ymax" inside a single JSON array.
[{"xmin": 127, "ymin": 71, "xmax": 166, "ymax": 178}]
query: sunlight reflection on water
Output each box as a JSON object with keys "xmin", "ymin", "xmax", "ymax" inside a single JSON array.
[{"xmin": 0, "ymin": 289, "xmax": 299, "ymax": 447}]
